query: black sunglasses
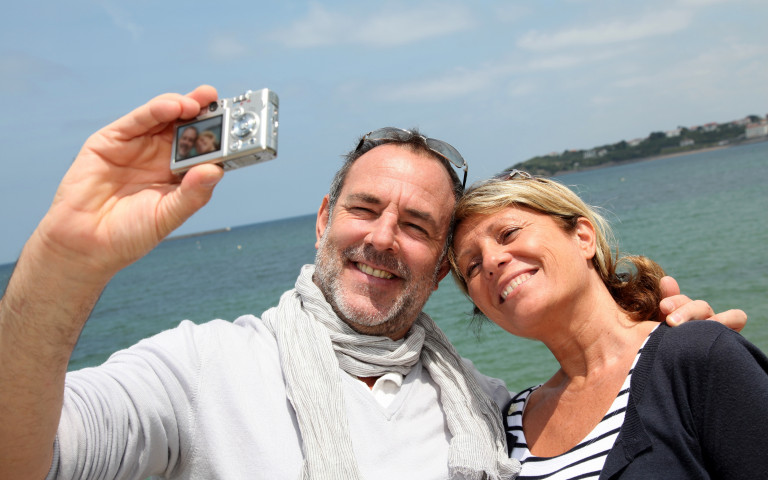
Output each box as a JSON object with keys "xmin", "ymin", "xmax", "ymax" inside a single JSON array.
[{"xmin": 356, "ymin": 127, "xmax": 468, "ymax": 190}]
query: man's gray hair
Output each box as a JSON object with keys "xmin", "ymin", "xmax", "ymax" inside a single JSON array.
[{"xmin": 325, "ymin": 128, "xmax": 465, "ymax": 261}]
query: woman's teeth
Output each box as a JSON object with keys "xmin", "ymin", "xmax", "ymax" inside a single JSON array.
[{"xmin": 501, "ymin": 273, "xmax": 533, "ymax": 299}]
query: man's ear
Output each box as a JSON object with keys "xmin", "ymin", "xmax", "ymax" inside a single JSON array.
[
  {"xmin": 315, "ymin": 195, "xmax": 331, "ymax": 249},
  {"xmin": 432, "ymin": 258, "xmax": 452, "ymax": 291},
  {"xmin": 575, "ymin": 217, "xmax": 597, "ymax": 260}
]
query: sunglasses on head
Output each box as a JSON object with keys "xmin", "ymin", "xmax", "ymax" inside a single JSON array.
[
  {"xmin": 356, "ymin": 127, "xmax": 468, "ymax": 190},
  {"xmin": 504, "ymin": 169, "xmax": 533, "ymax": 180}
]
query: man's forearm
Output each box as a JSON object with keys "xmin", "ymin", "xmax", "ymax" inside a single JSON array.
[{"xmin": 0, "ymin": 235, "xmax": 110, "ymax": 478}]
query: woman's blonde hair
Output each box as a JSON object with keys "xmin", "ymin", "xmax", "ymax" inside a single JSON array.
[
  {"xmin": 198, "ymin": 130, "xmax": 220, "ymax": 149},
  {"xmin": 449, "ymin": 172, "xmax": 666, "ymax": 322}
]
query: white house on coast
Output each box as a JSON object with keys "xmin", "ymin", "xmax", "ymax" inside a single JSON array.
[{"xmin": 746, "ymin": 122, "xmax": 768, "ymax": 139}]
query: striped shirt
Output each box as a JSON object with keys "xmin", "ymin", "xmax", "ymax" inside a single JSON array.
[{"xmin": 505, "ymin": 331, "xmax": 655, "ymax": 480}]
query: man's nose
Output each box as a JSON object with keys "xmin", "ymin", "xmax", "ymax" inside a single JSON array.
[{"xmin": 366, "ymin": 215, "xmax": 399, "ymax": 253}]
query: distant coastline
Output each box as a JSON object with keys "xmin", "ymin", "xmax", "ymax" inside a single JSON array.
[
  {"xmin": 552, "ymin": 139, "xmax": 759, "ymax": 177},
  {"xmin": 511, "ymin": 114, "xmax": 768, "ymax": 176},
  {"xmin": 166, "ymin": 227, "xmax": 233, "ymax": 241}
]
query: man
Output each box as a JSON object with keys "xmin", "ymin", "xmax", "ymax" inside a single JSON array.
[
  {"xmin": 0, "ymin": 86, "xmax": 744, "ymax": 479},
  {"xmin": 176, "ymin": 125, "xmax": 198, "ymax": 160}
]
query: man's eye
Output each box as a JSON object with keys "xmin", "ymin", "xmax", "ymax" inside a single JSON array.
[
  {"xmin": 405, "ymin": 222, "xmax": 428, "ymax": 235},
  {"xmin": 350, "ymin": 206, "xmax": 375, "ymax": 215}
]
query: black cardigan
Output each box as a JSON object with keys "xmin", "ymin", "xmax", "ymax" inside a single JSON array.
[{"xmin": 600, "ymin": 322, "xmax": 768, "ymax": 479}]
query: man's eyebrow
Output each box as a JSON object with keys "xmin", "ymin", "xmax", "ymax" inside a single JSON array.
[{"xmin": 345, "ymin": 192, "xmax": 381, "ymax": 205}]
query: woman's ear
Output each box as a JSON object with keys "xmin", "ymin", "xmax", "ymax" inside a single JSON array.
[{"xmin": 574, "ymin": 217, "xmax": 597, "ymax": 260}]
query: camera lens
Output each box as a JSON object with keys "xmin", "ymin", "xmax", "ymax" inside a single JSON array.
[{"xmin": 208, "ymin": 102, "xmax": 218, "ymax": 112}]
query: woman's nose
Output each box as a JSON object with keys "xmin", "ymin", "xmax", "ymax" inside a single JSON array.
[{"xmin": 482, "ymin": 247, "xmax": 510, "ymax": 278}]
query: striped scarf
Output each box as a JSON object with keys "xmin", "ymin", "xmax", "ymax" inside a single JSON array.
[{"xmin": 261, "ymin": 265, "xmax": 520, "ymax": 479}]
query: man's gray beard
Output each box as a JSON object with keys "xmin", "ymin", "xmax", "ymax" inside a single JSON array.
[{"xmin": 313, "ymin": 230, "xmax": 440, "ymax": 338}]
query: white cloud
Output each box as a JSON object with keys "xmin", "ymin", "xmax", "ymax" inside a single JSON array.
[
  {"xmin": 377, "ymin": 67, "xmax": 497, "ymax": 102},
  {"xmin": 614, "ymin": 41, "xmax": 768, "ymax": 91},
  {"xmin": 207, "ymin": 35, "xmax": 250, "ymax": 61},
  {"xmin": 366, "ymin": 46, "xmax": 631, "ymax": 103},
  {"xmin": 270, "ymin": 3, "xmax": 475, "ymax": 48},
  {"xmin": 506, "ymin": 81, "xmax": 537, "ymax": 97},
  {"xmin": 0, "ymin": 52, "xmax": 71, "ymax": 93},
  {"xmin": 96, "ymin": 0, "xmax": 142, "ymax": 41},
  {"xmin": 517, "ymin": 10, "xmax": 692, "ymax": 51},
  {"xmin": 525, "ymin": 54, "xmax": 585, "ymax": 71},
  {"xmin": 590, "ymin": 94, "xmax": 616, "ymax": 106},
  {"xmin": 489, "ymin": 4, "xmax": 532, "ymax": 24},
  {"xmin": 529, "ymin": 47, "xmax": 627, "ymax": 74},
  {"xmin": 677, "ymin": 0, "xmax": 730, "ymax": 6}
]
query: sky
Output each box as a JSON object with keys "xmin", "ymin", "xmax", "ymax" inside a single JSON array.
[{"xmin": 1, "ymin": 0, "xmax": 766, "ymax": 265}]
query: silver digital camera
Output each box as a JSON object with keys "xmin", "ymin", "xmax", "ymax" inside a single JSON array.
[{"xmin": 171, "ymin": 88, "xmax": 279, "ymax": 174}]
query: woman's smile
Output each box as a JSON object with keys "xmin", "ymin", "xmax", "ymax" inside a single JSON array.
[{"xmin": 500, "ymin": 269, "xmax": 537, "ymax": 302}]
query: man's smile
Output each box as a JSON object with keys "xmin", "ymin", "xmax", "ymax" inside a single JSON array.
[{"xmin": 355, "ymin": 262, "xmax": 397, "ymax": 280}]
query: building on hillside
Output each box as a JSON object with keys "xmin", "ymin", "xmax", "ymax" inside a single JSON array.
[
  {"xmin": 583, "ymin": 149, "xmax": 607, "ymax": 160},
  {"xmin": 680, "ymin": 138, "xmax": 695, "ymax": 147},
  {"xmin": 746, "ymin": 122, "xmax": 768, "ymax": 139}
]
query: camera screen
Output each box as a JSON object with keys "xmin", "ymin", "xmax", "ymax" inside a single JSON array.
[{"xmin": 174, "ymin": 116, "xmax": 223, "ymax": 162}]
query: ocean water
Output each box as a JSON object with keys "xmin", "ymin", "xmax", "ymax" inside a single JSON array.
[{"xmin": 1, "ymin": 141, "xmax": 766, "ymax": 393}]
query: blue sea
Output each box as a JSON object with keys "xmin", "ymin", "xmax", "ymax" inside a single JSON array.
[{"xmin": 1, "ymin": 141, "xmax": 766, "ymax": 393}]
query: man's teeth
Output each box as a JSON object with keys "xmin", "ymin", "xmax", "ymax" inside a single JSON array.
[
  {"xmin": 357, "ymin": 263, "xmax": 394, "ymax": 279},
  {"xmin": 501, "ymin": 273, "xmax": 533, "ymax": 299}
]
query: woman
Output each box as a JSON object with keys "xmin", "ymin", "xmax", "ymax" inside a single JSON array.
[
  {"xmin": 449, "ymin": 171, "xmax": 768, "ymax": 479},
  {"xmin": 195, "ymin": 129, "xmax": 220, "ymax": 155}
]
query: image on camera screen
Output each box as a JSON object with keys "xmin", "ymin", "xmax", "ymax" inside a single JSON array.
[{"xmin": 174, "ymin": 116, "xmax": 223, "ymax": 162}]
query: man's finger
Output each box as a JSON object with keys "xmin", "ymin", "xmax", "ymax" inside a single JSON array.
[
  {"xmin": 157, "ymin": 164, "xmax": 224, "ymax": 237},
  {"xmin": 186, "ymin": 85, "xmax": 218, "ymax": 113},
  {"xmin": 659, "ymin": 294, "xmax": 693, "ymax": 316},
  {"xmin": 659, "ymin": 276, "xmax": 680, "ymax": 299},
  {"xmin": 709, "ymin": 309, "xmax": 748, "ymax": 333},
  {"xmin": 663, "ymin": 298, "xmax": 715, "ymax": 326},
  {"xmin": 107, "ymin": 86, "xmax": 218, "ymax": 142}
]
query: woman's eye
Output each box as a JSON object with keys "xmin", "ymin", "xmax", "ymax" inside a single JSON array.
[
  {"xmin": 465, "ymin": 262, "xmax": 480, "ymax": 278},
  {"xmin": 501, "ymin": 227, "xmax": 520, "ymax": 242}
]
